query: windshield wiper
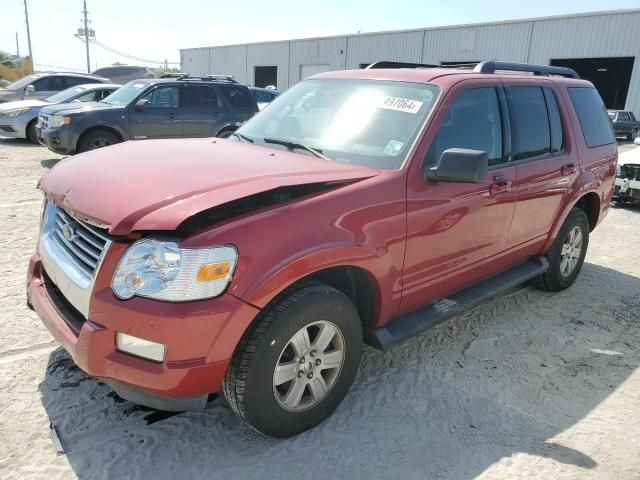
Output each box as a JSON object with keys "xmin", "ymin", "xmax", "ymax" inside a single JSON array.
[
  {"xmin": 231, "ymin": 132, "xmax": 254, "ymax": 143},
  {"xmin": 263, "ymin": 137, "xmax": 331, "ymax": 161}
]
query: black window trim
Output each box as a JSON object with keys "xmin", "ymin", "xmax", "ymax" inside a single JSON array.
[{"xmin": 504, "ymin": 84, "xmax": 566, "ymax": 167}]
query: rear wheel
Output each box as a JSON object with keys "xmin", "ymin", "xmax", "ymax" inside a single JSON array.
[
  {"xmin": 77, "ymin": 129, "xmax": 120, "ymax": 153},
  {"xmin": 223, "ymin": 281, "xmax": 363, "ymax": 437},
  {"xmin": 533, "ymin": 208, "xmax": 590, "ymax": 291},
  {"xmin": 628, "ymin": 127, "xmax": 639, "ymax": 141},
  {"xmin": 26, "ymin": 120, "xmax": 39, "ymax": 144}
]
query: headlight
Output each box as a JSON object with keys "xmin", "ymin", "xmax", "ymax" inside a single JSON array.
[
  {"xmin": 0, "ymin": 107, "xmax": 30, "ymax": 117},
  {"xmin": 111, "ymin": 238, "xmax": 237, "ymax": 301},
  {"xmin": 50, "ymin": 115, "xmax": 71, "ymax": 127}
]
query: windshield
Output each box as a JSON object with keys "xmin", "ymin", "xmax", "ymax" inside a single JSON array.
[
  {"xmin": 44, "ymin": 86, "xmax": 87, "ymax": 104},
  {"xmin": 101, "ymin": 81, "xmax": 148, "ymax": 106},
  {"xmin": 237, "ymin": 79, "xmax": 440, "ymax": 169},
  {"xmin": 6, "ymin": 74, "xmax": 39, "ymax": 90}
]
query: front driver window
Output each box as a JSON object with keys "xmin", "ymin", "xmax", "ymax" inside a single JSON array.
[
  {"xmin": 426, "ymin": 87, "xmax": 503, "ymax": 167},
  {"xmin": 140, "ymin": 86, "xmax": 179, "ymax": 108}
]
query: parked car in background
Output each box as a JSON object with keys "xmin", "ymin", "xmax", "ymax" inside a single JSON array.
[
  {"xmin": 92, "ymin": 65, "xmax": 155, "ymax": 85},
  {"xmin": 28, "ymin": 61, "xmax": 616, "ymax": 437},
  {"xmin": 249, "ymin": 86, "xmax": 280, "ymax": 110},
  {"xmin": 614, "ymin": 146, "xmax": 640, "ymax": 203},
  {"xmin": 0, "ymin": 72, "xmax": 109, "ymax": 104},
  {"xmin": 37, "ymin": 76, "xmax": 258, "ymax": 154},
  {"xmin": 0, "ymin": 83, "xmax": 119, "ymax": 143},
  {"xmin": 608, "ymin": 110, "xmax": 640, "ymax": 141}
]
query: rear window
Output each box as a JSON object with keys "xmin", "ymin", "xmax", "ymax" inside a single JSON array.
[{"xmin": 568, "ymin": 87, "xmax": 615, "ymax": 148}]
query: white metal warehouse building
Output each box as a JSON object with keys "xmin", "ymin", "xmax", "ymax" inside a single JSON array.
[{"xmin": 181, "ymin": 9, "xmax": 640, "ymax": 114}]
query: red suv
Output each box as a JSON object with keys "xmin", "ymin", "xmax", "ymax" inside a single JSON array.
[{"xmin": 27, "ymin": 61, "xmax": 616, "ymax": 437}]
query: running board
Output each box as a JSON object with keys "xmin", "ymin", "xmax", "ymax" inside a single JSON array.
[{"xmin": 371, "ymin": 256, "xmax": 549, "ymax": 350}]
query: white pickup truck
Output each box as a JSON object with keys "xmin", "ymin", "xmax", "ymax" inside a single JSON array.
[{"xmin": 615, "ymin": 146, "xmax": 640, "ymax": 202}]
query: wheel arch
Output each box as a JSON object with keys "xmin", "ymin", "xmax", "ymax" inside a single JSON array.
[
  {"xmin": 215, "ymin": 124, "xmax": 238, "ymax": 137},
  {"xmin": 76, "ymin": 125, "xmax": 124, "ymax": 151}
]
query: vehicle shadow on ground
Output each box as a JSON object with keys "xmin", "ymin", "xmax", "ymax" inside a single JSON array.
[
  {"xmin": 40, "ymin": 158, "xmax": 61, "ymax": 169},
  {"xmin": 39, "ymin": 262, "xmax": 640, "ymax": 480}
]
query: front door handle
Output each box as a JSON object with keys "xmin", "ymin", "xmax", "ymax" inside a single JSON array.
[
  {"xmin": 561, "ymin": 163, "xmax": 577, "ymax": 176},
  {"xmin": 490, "ymin": 179, "xmax": 512, "ymax": 196}
]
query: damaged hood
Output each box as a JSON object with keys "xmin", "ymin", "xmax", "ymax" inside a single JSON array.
[{"xmin": 39, "ymin": 138, "xmax": 378, "ymax": 235}]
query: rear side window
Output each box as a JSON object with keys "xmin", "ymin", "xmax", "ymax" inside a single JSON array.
[
  {"xmin": 506, "ymin": 86, "xmax": 550, "ymax": 161},
  {"xmin": 183, "ymin": 86, "xmax": 219, "ymax": 112},
  {"xmin": 426, "ymin": 87, "xmax": 503, "ymax": 166},
  {"xmin": 222, "ymin": 86, "xmax": 255, "ymax": 108},
  {"xmin": 568, "ymin": 87, "xmax": 615, "ymax": 148}
]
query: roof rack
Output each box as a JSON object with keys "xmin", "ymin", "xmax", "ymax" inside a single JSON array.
[
  {"xmin": 365, "ymin": 61, "xmax": 439, "ymax": 69},
  {"xmin": 472, "ymin": 61, "xmax": 580, "ymax": 79},
  {"xmin": 171, "ymin": 74, "xmax": 239, "ymax": 83},
  {"xmin": 365, "ymin": 60, "xmax": 580, "ymax": 79}
]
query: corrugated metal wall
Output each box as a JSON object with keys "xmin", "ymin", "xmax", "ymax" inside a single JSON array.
[
  {"xmin": 180, "ymin": 10, "xmax": 640, "ymax": 112},
  {"xmin": 345, "ymin": 31, "xmax": 424, "ymax": 69}
]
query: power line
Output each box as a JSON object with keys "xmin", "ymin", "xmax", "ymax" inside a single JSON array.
[{"xmin": 90, "ymin": 39, "xmax": 179, "ymax": 65}]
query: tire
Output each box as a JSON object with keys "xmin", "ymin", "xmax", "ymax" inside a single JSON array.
[
  {"xmin": 216, "ymin": 129, "xmax": 234, "ymax": 138},
  {"xmin": 26, "ymin": 120, "xmax": 39, "ymax": 144},
  {"xmin": 77, "ymin": 129, "xmax": 120, "ymax": 153},
  {"xmin": 533, "ymin": 208, "xmax": 590, "ymax": 291},
  {"xmin": 628, "ymin": 128, "xmax": 639, "ymax": 142},
  {"xmin": 224, "ymin": 281, "xmax": 363, "ymax": 437}
]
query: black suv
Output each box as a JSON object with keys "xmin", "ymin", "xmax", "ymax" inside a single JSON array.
[
  {"xmin": 608, "ymin": 110, "xmax": 640, "ymax": 141},
  {"xmin": 37, "ymin": 76, "xmax": 259, "ymax": 154}
]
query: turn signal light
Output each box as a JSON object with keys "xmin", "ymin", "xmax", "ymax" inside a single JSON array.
[{"xmin": 196, "ymin": 262, "xmax": 232, "ymax": 282}]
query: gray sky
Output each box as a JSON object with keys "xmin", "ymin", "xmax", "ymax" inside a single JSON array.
[{"xmin": 1, "ymin": 0, "xmax": 639, "ymax": 73}]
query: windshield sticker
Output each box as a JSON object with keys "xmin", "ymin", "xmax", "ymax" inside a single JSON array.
[
  {"xmin": 383, "ymin": 140, "xmax": 404, "ymax": 156},
  {"xmin": 133, "ymin": 83, "xmax": 146, "ymax": 89},
  {"xmin": 378, "ymin": 96, "xmax": 423, "ymax": 114}
]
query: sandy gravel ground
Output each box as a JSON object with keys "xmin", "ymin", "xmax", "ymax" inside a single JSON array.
[{"xmin": 1, "ymin": 138, "xmax": 639, "ymax": 480}]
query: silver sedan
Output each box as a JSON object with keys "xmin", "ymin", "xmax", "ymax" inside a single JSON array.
[{"xmin": 0, "ymin": 83, "xmax": 120, "ymax": 143}]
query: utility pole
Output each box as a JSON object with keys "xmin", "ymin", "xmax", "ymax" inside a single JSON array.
[
  {"xmin": 82, "ymin": 0, "xmax": 90, "ymax": 73},
  {"xmin": 15, "ymin": 32, "xmax": 20, "ymax": 57},
  {"xmin": 23, "ymin": 0, "xmax": 33, "ymax": 60}
]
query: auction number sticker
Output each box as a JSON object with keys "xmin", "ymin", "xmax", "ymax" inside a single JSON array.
[{"xmin": 377, "ymin": 96, "xmax": 423, "ymax": 114}]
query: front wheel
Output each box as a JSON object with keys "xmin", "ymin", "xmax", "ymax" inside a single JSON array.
[
  {"xmin": 533, "ymin": 208, "xmax": 590, "ymax": 291},
  {"xmin": 26, "ymin": 120, "xmax": 39, "ymax": 144},
  {"xmin": 77, "ymin": 129, "xmax": 120, "ymax": 153},
  {"xmin": 223, "ymin": 281, "xmax": 363, "ymax": 437}
]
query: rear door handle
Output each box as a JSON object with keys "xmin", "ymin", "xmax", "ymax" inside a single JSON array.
[{"xmin": 561, "ymin": 163, "xmax": 577, "ymax": 176}]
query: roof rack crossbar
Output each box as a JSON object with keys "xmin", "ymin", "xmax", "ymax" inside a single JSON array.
[
  {"xmin": 473, "ymin": 61, "xmax": 580, "ymax": 79},
  {"xmin": 365, "ymin": 61, "xmax": 439, "ymax": 69},
  {"xmin": 170, "ymin": 74, "xmax": 239, "ymax": 83}
]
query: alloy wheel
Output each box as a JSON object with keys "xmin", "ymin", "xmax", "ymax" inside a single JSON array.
[
  {"xmin": 273, "ymin": 320, "xmax": 345, "ymax": 412},
  {"xmin": 560, "ymin": 225, "xmax": 583, "ymax": 277}
]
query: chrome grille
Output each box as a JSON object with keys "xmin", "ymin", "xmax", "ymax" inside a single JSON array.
[
  {"xmin": 38, "ymin": 112, "xmax": 50, "ymax": 129},
  {"xmin": 51, "ymin": 207, "xmax": 109, "ymax": 278}
]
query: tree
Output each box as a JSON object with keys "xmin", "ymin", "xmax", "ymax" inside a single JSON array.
[{"xmin": 0, "ymin": 50, "xmax": 17, "ymax": 69}]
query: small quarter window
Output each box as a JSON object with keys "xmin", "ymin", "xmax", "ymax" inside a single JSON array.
[
  {"xmin": 568, "ymin": 87, "xmax": 615, "ymax": 148},
  {"xmin": 543, "ymin": 88, "xmax": 564, "ymax": 154}
]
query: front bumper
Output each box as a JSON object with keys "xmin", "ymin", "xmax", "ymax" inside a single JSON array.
[
  {"xmin": 37, "ymin": 125, "xmax": 75, "ymax": 155},
  {"xmin": 27, "ymin": 251, "xmax": 260, "ymax": 411},
  {"xmin": 0, "ymin": 116, "xmax": 26, "ymax": 138},
  {"xmin": 614, "ymin": 177, "xmax": 640, "ymax": 200}
]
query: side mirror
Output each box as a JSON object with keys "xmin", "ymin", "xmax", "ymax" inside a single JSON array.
[
  {"xmin": 424, "ymin": 148, "xmax": 488, "ymax": 183},
  {"xmin": 135, "ymin": 98, "xmax": 150, "ymax": 108},
  {"xmin": 25, "ymin": 85, "xmax": 35, "ymax": 95}
]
